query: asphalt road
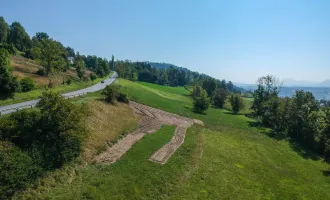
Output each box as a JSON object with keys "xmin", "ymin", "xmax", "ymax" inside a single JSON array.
[{"xmin": 0, "ymin": 72, "xmax": 118, "ymax": 115}]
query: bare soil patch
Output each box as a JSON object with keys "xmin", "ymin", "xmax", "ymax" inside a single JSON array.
[{"xmin": 94, "ymin": 101, "xmax": 203, "ymax": 164}]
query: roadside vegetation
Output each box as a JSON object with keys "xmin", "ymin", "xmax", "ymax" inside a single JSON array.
[{"xmin": 0, "ymin": 16, "xmax": 114, "ymax": 106}]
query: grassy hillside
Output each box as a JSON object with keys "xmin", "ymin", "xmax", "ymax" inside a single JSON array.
[
  {"xmin": 15, "ymin": 79, "xmax": 330, "ymax": 199},
  {"xmin": 0, "ymin": 56, "xmax": 110, "ymax": 106}
]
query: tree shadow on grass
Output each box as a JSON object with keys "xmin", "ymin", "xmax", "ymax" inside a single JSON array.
[
  {"xmin": 289, "ymin": 140, "xmax": 322, "ymax": 161},
  {"xmin": 321, "ymin": 170, "xmax": 330, "ymax": 177},
  {"xmin": 183, "ymin": 106, "xmax": 207, "ymax": 115},
  {"xmin": 223, "ymin": 111, "xmax": 245, "ymax": 116},
  {"xmin": 247, "ymin": 119, "xmax": 323, "ymax": 163}
]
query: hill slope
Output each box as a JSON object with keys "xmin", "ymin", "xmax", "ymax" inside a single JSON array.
[{"xmin": 18, "ymin": 79, "xmax": 330, "ymax": 199}]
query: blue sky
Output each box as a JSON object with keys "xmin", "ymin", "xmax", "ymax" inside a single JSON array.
[{"xmin": 1, "ymin": 0, "xmax": 329, "ymax": 83}]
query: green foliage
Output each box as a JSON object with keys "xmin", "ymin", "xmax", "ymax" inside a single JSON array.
[
  {"xmin": 117, "ymin": 92, "xmax": 129, "ymax": 103},
  {"xmin": 191, "ymin": 86, "xmax": 202, "ymax": 98},
  {"xmin": 229, "ymin": 94, "xmax": 244, "ymax": 114},
  {"xmin": 0, "ymin": 48, "xmax": 18, "ymax": 97},
  {"xmin": 66, "ymin": 78, "xmax": 72, "ymax": 85},
  {"xmin": 0, "ymin": 141, "xmax": 41, "ymax": 199},
  {"xmin": 8, "ymin": 22, "xmax": 31, "ymax": 52},
  {"xmin": 102, "ymin": 84, "xmax": 129, "ymax": 104},
  {"xmin": 36, "ymin": 68, "xmax": 46, "ymax": 76},
  {"xmin": 251, "ymin": 75, "xmax": 281, "ymax": 117},
  {"xmin": 0, "ymin": 43, "xmax": 16, "ymax": 55},
  {"xmin": 33, "ymin": 38, "xmax": 65, "ymax": 75},
  {"xmin": 65, "ymin": 46, "xmax": 75, "ymax": 57},
  {"xmin": 20, "ymin": 77, "xmax": 35, "ymax": 92},
  {"xmin": 212, "ymin": 88, "xmax": 228, "ymax": 108},
  {"xmin": 0, "ymin": 16, "xmax": 9, "ymax": 43},
  {"xmin": 202, "ymin": 78, "xmax": 217, "ymax": 97},
  {"xmin": 102, "ymin": 85, "xmax": 120, "ymax": 104},
  {"xmin": 89, "ymin": 73, "xmax": 98, "ymax": 81},
  {"xmin": 193, "ymin": 88, "xmax": 210, "ymax": 114}
]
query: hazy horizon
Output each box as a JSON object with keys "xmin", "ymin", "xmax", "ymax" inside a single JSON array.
[{"xmin": 1, "ymin": 0, "xmax": 329, "ymax": 83}]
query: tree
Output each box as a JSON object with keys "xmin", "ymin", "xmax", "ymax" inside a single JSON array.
[
  {"xmin": 193, "ymin": 88, "xmax": 210, "ymax": 114},
  {"xmin": 102, "ymin": 85, "xmax": 120, "ymax": 104},
  {"xmin": 66, "ymin": 46, "xmax": 75, "ymax": 57},
  {"xmin": 226, "ymin": 81, "xmax": 234, "ymax": 92},
  {"xmin": 109, "ymin": 55, "xmax": 115, "ymax": 70},
  {"xmin": 0, "ymin": 48, "xmax": 18, "ymax": 97},
  {"xmin": 287, "ymin": 90, "xmax": 319, "ymax": 147},
  {"xmin": 34, "ymin": 38, "xmax": 65, "ymax": 75},
  {"xmin": 202, "ymin": 78, "xmax": 217, "ymax": 97},
  {"xmin": 0, "ymin": 141, "xmax": 40, "ymax": 199},
  {"xmin": 34, "ymin": 32, "xmax": 49, "ymax": 42},
  {"xmin": 213, "ymin": 88, "xmax": 228, "ymax": 108},
  {"xmin": 0, "ymin": 16, "xmax": 9, "ymax": 43},
  {"xmin": 191, "ymin": 86, "xmax": 202, "ymax": 98},
  {"xmin": 230, "ymin": 94, "xmax": 244, "ymax": 114},
  {"xmin": 35, "ymin": 91, "xmax": 87, "ymax": 169},
  {"xmin": 251, "ymin": 75, "xmax": 282, "ymax": 117},
  {"xmin": 8, "ymin": 22, "xmax": 31, "ymax": 52},
  {"xmin": 74, "ymin": 55, "xmax": 85, "ymax": 80}
]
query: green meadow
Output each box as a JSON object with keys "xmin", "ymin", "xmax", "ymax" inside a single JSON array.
[{"xmin": 16, "ymin": 79, "xmax": 330, "ymax": 200}]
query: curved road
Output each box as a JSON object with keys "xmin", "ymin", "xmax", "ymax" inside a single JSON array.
[{"xmin": 0, "ymin": 72, "xmax": 118, "ymax": 115}]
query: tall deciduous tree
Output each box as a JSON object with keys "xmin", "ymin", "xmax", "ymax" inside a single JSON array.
[
  {"xmin": 34, "ymin": 38, "xmax": 65, "ymax": 75},
  {"xmin": 0, "ymin": 16, "xmax": 9, "ymax": 43},
  {"xmin": 213, "ymin": 88, "xmax": 228, "ymax": 108},
  {"xmin": 8, "ymin": 22, "xmax": 31, "ymax": 52}
]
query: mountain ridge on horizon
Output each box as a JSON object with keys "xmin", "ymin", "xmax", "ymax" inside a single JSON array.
[{"xmin": 235, "ymin": 78, "xmax": 330, "ymax": 88}]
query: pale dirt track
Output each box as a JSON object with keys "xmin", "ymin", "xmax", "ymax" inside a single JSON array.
[{"xmin": 94, "ymin": 102, "xmax": 203, "ymax": 165}]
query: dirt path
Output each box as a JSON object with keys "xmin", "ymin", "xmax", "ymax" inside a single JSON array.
[{"xmin": 94, "ymin": 102, "xmax": 203, "ymax": 164}]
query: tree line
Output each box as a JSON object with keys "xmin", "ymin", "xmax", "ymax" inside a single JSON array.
[
  {"xmin": 0, "ymin": 16, "xmax": 114, "ymax": 98},
  {"xmin": 251, "ymin": 75, "xmax": 330, "ymax": 160},
  {"xmin": 114, "ymin": 60, "xmax": 240, "ymax": 90}
]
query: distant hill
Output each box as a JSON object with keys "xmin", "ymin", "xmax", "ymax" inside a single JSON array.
[
  {"xmin": 318, "ymin": 79, "xmax": 330, "ymax": 87},
  {"xmin": 282, "ymin": 78, "xmax": 318, "ymax": 87},
  {"xmin": 149, "ymin": 62, "xmax": 188, "ymax": 71}
]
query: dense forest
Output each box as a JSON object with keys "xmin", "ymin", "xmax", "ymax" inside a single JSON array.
[{"xmin": 114, "ymin": 60, "xmax": 242, "ymax": 92}]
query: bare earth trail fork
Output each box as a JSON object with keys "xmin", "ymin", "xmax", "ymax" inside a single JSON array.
[{"xmin": 94, "ymin": 101, "xmax": 203, "ymax": 165}]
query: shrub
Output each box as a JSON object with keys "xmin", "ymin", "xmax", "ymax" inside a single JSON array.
[
  {"xmin": 66, "ymin": 78, "xmax": 72, "ymax": 85},
  {"xmin": 229, "ymin": 94, "xmax": 244, "ymax": 114},
  {"xmin": 213, "ymin": 88, "xmax": 228, "ymax": 108},
  {"xmin": 0, "ymin": 43, "xmax": 16, "ymax": 55},
  {"xmin": 20, "ymin": 77, "xmax": 35, "ymax": 92},
  {"xmin": 193, "ymin": 89, "xmax": 210, "ymax": 114},
  {"xmin": 90, "ymin": 73, "xmax": 98, "ymax": 81},
  {"xmin": 36, "ymin": 68, "xmax": 46, "ymax": 76},
  {"xmin": 0, "ymin": 141, "xmax": 41, "ymax": 199},
  {"xmin": 117, "ymin": 93, "xmax": 129, "ymax": 103},
  {"xmin": 102, "ymin": 85, "xmax": 120, "ymax": 104}
]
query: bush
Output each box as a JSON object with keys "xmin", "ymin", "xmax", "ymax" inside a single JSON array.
[
  {"xmin": 213, "ymin": 88, "xmax": 228, "ymax": 108},
  {"xmin": 0, "ymin": 141, "xmax": 41, "ymax": 199},
  {"xmin": 0, "ymin": 43, "xmax": 16, "ymax": 55},
  {"xmin": 117, "ymin": 93, "xmax": 129, "ymax": 103},
  {"xmin": 193, "ymin": 89, "xmax": 210, "ymax": 114},
  {"xmin": 66, "ymin": 78, "xmax": 72, "ymax": 85},
  {"xmin": 36, "ymin": 68, "xmax": 46, "ymax": 76},
  {"xmin": 102, "ymin": 85, "xmax": 120, "ymax": 104},
  {"xmin": 20, "ymin": 77, "xmax": 35, "ymax": 92},
  {"xmin": 90, "ymin": 73, "xmax": 98, "ymax": 81},
  {"xmin": 229, "ymin": 94, "xmax": 244, "ymax": 114}
]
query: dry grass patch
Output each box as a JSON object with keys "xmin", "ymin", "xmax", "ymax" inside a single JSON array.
[{"xmin": 83, "ymin": 100, "xmax": 140, "ymax": 162}]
